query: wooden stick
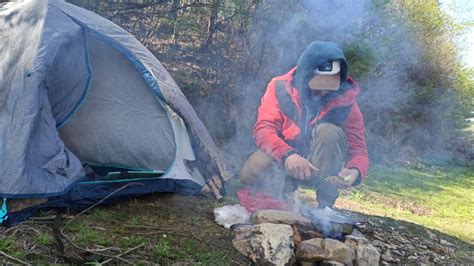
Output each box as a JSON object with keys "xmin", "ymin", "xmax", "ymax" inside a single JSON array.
[
  {"xmin": 211, "ymin": 175, "xmax": 223, "ymax": 190},
  {"xmin": 62, "ymin": 182, "xmax": 145, "ymax": 232},
  {"xmin": 201, "ymin": 184, "xmax": 212, "ymax": 194},
  {"xmin": 102, "ymin": 243, "xmax": 145, "ymax": 265},
  {"xmin": 58, "ymin": 230, "xmax": 132, "ymax": 264},
  {"xmin": 207, "ymin": 180, "xmax": 223, "ymax": 200},
  {"xmin": 0, "ymin": 251, "xmax": 30, "ymax": 265},
  {"xmin": 183, "ymin": 226, "xmax": 204, "ymax": 242}
]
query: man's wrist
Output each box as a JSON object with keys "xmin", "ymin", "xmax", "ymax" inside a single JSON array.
[
  {"xmin": 281, "ymin": 150, "xmax": 297, "ymax": 164},
  {"xmin": 350, "ymin": 168, "xmax": 361, "ymax": 186}
]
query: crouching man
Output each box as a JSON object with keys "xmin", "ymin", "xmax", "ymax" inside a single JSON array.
[{"xmin": 240, "ymin": 41, "xmax": 369, "ymax": 209}]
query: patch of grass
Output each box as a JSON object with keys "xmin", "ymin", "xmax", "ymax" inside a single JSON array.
[
  {"xmin": 0, "ymin": 236, "xmax": 13, "ymax": 252},
  {"xmin": 90, "ymin": 208, "xmax": 112, "ymax": 222},
  {"xmin": 338, "ymin": 165, "xmax": 474, "ymax": 243},
  {"xmin": 35, "ymin": 232, "xmax": 54, "ymax": 245},
  {"xmin": 152, "ymin": 236, "xmax": 172, "ymax": 260},
  {"xmin": 67, "ymin": 220, "xmax": 113, "ymax": 247},
  {"xmin": 119, "ymin": 235, "xmax": 147, "ymax": 249},
  {"xmin": 0, "ymin": 236, "xmax": 26, "ymax": 260}
]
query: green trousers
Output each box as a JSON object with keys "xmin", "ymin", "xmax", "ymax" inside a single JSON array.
[{"xmin": 240, "ymin": 123, "xmax": 348, "ymax": 208}]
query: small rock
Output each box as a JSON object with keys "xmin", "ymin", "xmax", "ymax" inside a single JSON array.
[
  {"xmin": 439, "ymin": 239, "xmax": 454, "ymax": 247},
  {"xmin": 350, "ymin": 229, "xmax": 366, "ymax": 239},
  {"xmin": 296, "ymin": 238, "xmax": 354, "ymax": 265},
  {"xmin": 425, "ymin": 229, "xmax": 437, "ymax": 240},
  {"xmin": 417, "ymin": 244, "xmax": 428, "ymax": 249},
  {"xmin": 408, "ymin": 255, "xmax": 417, "ymax": 261},
  {"xmin": 250, "ymin": 209, "xmax": 312, "ymax": 227},
  {"xmin": 381, "ymin": 252, "xmax": 396, "ymax": 263},
  {"xmin": 320, "ymin": 261, "xmax": 345, "ymax": 266},
  {"xmin": 345, "ymin": 235, "xmax": 380, "ymax": 266},
  {"xmin": 391, "ymin": 249, "xmax": 404, "ymax": 256},
  {"xmin": 370, "ymin": 240, "xmax": 385, "ymax": 248},
  {"xmin": 232, "ymin": 223, "xmax": 295, "ymax": 265},
  {"xmin": 394, "ymin": 235, "xmax": 410, "ymax": 244}
]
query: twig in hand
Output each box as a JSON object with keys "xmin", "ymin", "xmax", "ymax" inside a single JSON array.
[
  {"xmin": 0, "ymin": 251, "xmax": 30, "ymax": 265},
  {"xmin": 101, "ymin": 243, "xmax": 145, "ymax": 265}
]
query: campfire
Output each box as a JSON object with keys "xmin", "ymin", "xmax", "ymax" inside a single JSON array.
[{"xmin": 214, "ymin": 207, "xmax": 380, "ymax": 265}]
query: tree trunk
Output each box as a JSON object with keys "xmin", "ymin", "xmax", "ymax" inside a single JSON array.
[
  {"xmin": 170, "ymin": 0, "xmax": 180, "ymax": 48},
  {"xmin": 201, "ymin": 0, "xmax": 221, "ymax": 50}
]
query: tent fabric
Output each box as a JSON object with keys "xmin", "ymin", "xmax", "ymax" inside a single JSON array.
[
  {"xmin": 0, "ymin": 1, "xmax": 85, "ymax": 197},
  {"xmin": 58, "ymin": 35, "xmax": 177, "ymax": 172},
  {"xmin": 0, "ymin": 0, "xmax": 219, "ymax": 201}
]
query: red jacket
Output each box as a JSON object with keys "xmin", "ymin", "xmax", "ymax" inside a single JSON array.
[{"xmin": 253, "ymin": 67, "xmax": 369, "ymax": 178}]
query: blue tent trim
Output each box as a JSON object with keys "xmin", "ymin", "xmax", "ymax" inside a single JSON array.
[{"xmin": 56, "ymin": 25, "xmax": 93, "ymax": 130}]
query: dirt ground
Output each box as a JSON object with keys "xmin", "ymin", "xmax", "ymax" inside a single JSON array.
[{"xmin": 0, "ymin": 192, "xmax": 473, "ymax": 264}]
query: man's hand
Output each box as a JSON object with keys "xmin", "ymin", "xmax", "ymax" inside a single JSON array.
[
  {"xmin": 284, "ymin": 154, "xmax": 319, "ymax": 181},
  {"xmin": 326, "ymin": 168, "xmax": 359, "ymax": 189}
]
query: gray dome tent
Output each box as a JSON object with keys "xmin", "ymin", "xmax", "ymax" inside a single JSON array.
[{"xmin": 0, "ymin": 0, "xmax": 231, "ymax": 224}]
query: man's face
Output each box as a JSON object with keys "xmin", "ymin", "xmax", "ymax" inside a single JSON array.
[
  {"xmin": 308, "ymin": 88, "xmax": 330, "ymax": 101},
  {"xmin": 307, "ymin": 60, "xmax": 341, "ymax": 92},
  {"xmin": 307, "ymin": 71, "xmax": 340, "ymax": 99}
]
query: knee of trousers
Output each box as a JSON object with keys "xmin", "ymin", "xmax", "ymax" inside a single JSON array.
[
  {"xmin": 312, "ymin": 123, "xmax": 347, "ymax": 146},
  {"xmin": 240, "ymin": 150, "xmax": 275, "ymax": 185}
]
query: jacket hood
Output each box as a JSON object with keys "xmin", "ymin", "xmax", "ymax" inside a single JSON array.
[{"xmin": 294, "ymin": 41, "xmax": 349, "ymax": 111}]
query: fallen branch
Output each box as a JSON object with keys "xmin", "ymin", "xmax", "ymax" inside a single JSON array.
[
  {"xmin": 101, "ymin": 243, "xmax": 145, "ymax": 265},
  {"xmin": 58, "ymin": 229, "xmax": 132, "ymax": 264},
  {"xmin": 124, "ymin": 224, "xmax": 174, "ymax": 231},
  {"xmin": 62, "ymin": 182, "xmax": 145, "ymax": 232},
  {"xmin": 57, "ymin": 183, "xmax": 148, "ymax": 264},
  {"xmin": 183, "ymin": 225, "xmax": 204, "ymax": 242},
  {"xmin": 0, "ymin": 251, "xmax": 30, "ymax": 265}
]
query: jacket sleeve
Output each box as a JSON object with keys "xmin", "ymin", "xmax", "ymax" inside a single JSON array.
[
  {"xmin": 253, "ymin": 80, "xmax": 295, "ymax": 161},
  {"xmin": 342, "ymin": 103, "xmax": 369, "ymax": 178}
]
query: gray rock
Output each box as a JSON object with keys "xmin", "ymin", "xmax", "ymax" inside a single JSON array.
[
  {"xmin": 250, "ymin": 209, "xmax": 313, "ymax": 227},
  {"xmin": 370, "ymin": 239, "xmax": 385, "ymax": 248},
  {"xmin": 320, "ymin": 260, "xmax": 345, "ymax": 266},
  {"xmin": 345, "ymin": 235, "xmax": 380, "ymax": 266},
  {"xmin": 296, "ymin": 238, "xmax": 354, "ymax": 265},
  {"xmin": 381, "ymin": 252, "xmax": 396, "ymax": 263},
  {"xmin": 232, "ymin": 223, "xmax": 295, "ymax": 265},
  {"xmin": 439, "ymin": 239, "xmax": 454, "ymax": 247},
  {"xmin": 392, "ymin": 249, "xmax": 404, "ymax": 256},
  {"xmin": 408, "ymin": 255, "xmax": 417, "ymax": 261},
  {"xmin": 350, "ymin": 229, "xmax": 366, "ymax": 239}
]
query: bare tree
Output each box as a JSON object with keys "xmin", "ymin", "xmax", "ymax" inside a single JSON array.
[{"xmin": 201, "ymin": 0, "xmax": 221, "ymax": 50}]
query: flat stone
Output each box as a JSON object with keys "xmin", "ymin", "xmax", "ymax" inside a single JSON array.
[
  {"xmin": 232, "ymin": 223, "xmax": 295, "ymax": 265},
  {"xmin": 350, "ymin": 229, "xmax": 366, "ymax": 239},
  {"xmin": 320, "ymin": 260, "xmax": 345, "ymax": 266},
  {"xmin": 345, "ymin": 235, "xmax": 380, "ymax": 266},
  {"xmin": 370, "ymin": 240, "xmax": 385, "ymax": 248},
  {"xmin": 381, "ymin": 252, "xmax": 396, "ymax": 263},
  {"xmin": 408, "ymin": 255, "xmax": 417, "ymax": 261},
  {"xmin": 296, "ymin": 238, "xmax": 354, "ymax": 265},
  {"xmin": 250, "ymin": 209, "xmax": 313, "ymax": 227},
  {"xmin": 439, "ymin": 239, "xmax": 454, "ymax": 247}
]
